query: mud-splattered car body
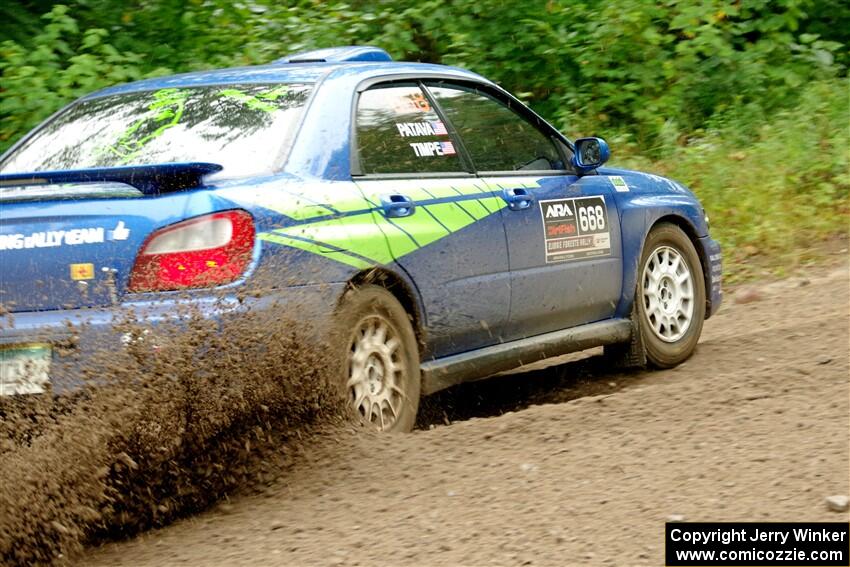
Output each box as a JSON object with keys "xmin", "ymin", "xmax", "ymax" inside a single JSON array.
[{"xmin": 0, "ymin": 46, "xmax": 721, "ymax": 398}]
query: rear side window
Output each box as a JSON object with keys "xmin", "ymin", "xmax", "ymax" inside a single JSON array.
[
  {"xmin": 427, "ymin": 85, "xmax": 564, "ymax": 172},
  {"xmin": 355, "ymin": 84, "xmax": 465, "ymax": 175}
]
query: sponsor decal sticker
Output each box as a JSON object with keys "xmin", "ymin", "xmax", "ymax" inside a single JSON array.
[
  {"xmin": 404, "ymin": 92, "xmax": 431, "ymax": 112},
  {"xmin": 410, "ymin": 141, "xmax": 456, "ymax": 157},
  {"xmin": 395, "ymin": 121, "xmax": 448, "ymax": 138},
  {"xmin": 109, "ymin": 220, "xmax": 130, "ymax": 241},
  {"xmin": 539, "ymin": 196, "xmax": 611, "ymax": 263},
  {"xmin": 0, "ymin": 228, "xmax": 105, "ymax": 250},
  {"xmin": 0, "ymin": 221, "xmax": 129, "ymax": 251},
  {"xmin": 431, "ymin": 120, "xmax": 448, "ymax": 135},
  {"xmin": 70, "ymin": 263, "xmax": 95, "ymax": 281},
  {"xmin": 609, "ymin": 176, "xmax": 629, "ymax": 192}
]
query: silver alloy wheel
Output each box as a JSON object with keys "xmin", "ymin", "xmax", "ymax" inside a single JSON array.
[
  {"xmin": 346, "ymin": 314, "xmax": 406, "ymax": 430},
  {"xmin": 641, "ymin": 245, "xmax": 695, "ymax": 343}
]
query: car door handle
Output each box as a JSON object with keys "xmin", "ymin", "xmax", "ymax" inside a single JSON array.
[
  {"xmin": 380, "ymin": 194, "xmax": 416, "ymax": 218},
  {"xmin": 502, "ymin": 187, "xmax": 534, "ymax": 211}
]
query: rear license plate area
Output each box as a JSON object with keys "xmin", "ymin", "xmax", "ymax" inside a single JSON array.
[{"xmin": 0, "ymin": 344, "xmax": 51, "ymax": 396}]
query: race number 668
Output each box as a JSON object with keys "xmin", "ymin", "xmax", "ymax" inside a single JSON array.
[{"xmin": 578, "ymin": 204, "xmax": 605, "ymax": 232}]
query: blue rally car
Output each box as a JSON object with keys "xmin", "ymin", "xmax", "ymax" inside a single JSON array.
[{"xmin": 0, "ymin": 46, "xmax": 721, "ymax": 431}]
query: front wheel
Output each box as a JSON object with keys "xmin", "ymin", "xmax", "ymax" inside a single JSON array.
[
  {"xmin": 636, "ymin": 223, "xmax": 706, "ymax": 368},
  {"xmin": 335, "ymin": 285, "xmax": 420, "ymax": 432}
]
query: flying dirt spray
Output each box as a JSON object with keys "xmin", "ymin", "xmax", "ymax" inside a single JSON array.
[{"xmin": 0, "ymin": 299, "xmax": 348, "ymax": 566}]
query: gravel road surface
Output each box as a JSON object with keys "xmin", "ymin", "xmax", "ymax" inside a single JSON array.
[{"xmin": 81, "ymin": 260, "xmax": 850, "ymax": 566}]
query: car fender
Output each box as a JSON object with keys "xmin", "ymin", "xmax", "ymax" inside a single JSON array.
[{"xmin": 598, "ymin": 169, "xmax": 709, "ymax": 318}]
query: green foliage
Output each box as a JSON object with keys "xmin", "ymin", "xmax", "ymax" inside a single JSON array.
[
  {"xmin": 614, "ymin": 79, "xmax": 850, "ymax": 281},
  {"xmin": 0, "ymin": 5, "xmax": 143, "ymax": 149},
  {"xmin": 2, "ymin": 0, "xmax": 846, "ymax": 153},
  {"xmin": 316, "ymin": 0, "xmax": 845, "ymax": 147}
]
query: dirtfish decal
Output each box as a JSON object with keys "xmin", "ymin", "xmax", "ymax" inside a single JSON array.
[
  {"xmin": 0, "ymin": 221, "xmax": 130, "ymax": 251},
  {"xmin": 104, "ymin": 88, "xmax": 188, "ymax": 165}
]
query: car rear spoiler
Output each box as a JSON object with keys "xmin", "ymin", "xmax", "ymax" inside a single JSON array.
[{"xmin": 0, "ymin": 162, "xmax": 223, "ymax": 197}]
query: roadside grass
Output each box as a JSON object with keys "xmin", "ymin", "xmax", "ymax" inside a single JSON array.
[{"xmin": 607, "ymin": 79, "xmax": 849, "ymax": 284}]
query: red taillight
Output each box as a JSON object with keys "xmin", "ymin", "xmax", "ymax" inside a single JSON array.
[{"xmin": 128, "ymin": 210, "xmax": 255, "ymax": 292}]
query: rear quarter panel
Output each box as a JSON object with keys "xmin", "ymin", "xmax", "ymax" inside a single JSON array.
[{"xmin": 213, "ymin": 176, "xmax": 426, "ymax": 321}]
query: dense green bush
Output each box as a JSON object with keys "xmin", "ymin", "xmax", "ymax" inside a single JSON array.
[
  {"xmin": 614, "ymin": 78, "xmax": 849, "ymax": 281},
  {"xmin": 0, "ymin": 5, "xmax": 143, "ymax": 150},
  {"xmin": 392, "ymin": 0, "xmax": 845, "ymax": 145},
  {"xmin": 2, "ymin": 0, "xmax": 846, "ymax": 152}
]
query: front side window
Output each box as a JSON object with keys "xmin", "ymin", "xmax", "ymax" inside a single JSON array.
[
  {"xmin": 0, "ymin": 84, "xmax": 313, "ymax": 178},
  {"xmin": 427, "ymin": 84, "xmax": 564, "ymax": 172},
  {"xmin": 355, "ymin": 84, "xmax": 465, "ymax": 175}
]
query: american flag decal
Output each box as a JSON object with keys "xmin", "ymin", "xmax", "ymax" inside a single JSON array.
[
  {"xmin": 430, "ymin": 121, "xmax": 448, "ymax": 135},
  {"xmin": 440, "ymin": 141, "xmax": 456, "ymax": 155}
]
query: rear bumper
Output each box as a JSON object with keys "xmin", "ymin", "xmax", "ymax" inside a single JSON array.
[
  {"xmin": 698, "ymin": 235, "xmax": 722, "ymax": 318},
  {"xmin": 0, "ymin": 282, "xmax": 345, "ymax": 394}
]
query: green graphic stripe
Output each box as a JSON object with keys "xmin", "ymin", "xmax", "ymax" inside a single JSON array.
[
  {"xmin": 439, "ymin": 183, "xmax": 492, "ymax": 197},
  {"xmin": 271, "ymin": 202, "xmax": 337, "ymax": 221},
  {"xmin": 327, "ymin": 196, "xmax": 375, "ymax": 213},
  {"xmin": 259, "ymin": 181, "xmax": 536, "ymax": 268},
  {"xmin": 468, "ymin": 199, "xmax": 496, "ymax": 219},
  {"xmin": 249, "ymin": 186, "xmax": 372, "ymax": 221},
  {"xmin": 423, "ymin": 202, "xmax": 477, "ymax": 232},
  {"xmin": 259, "ymin": 233, "xmax": 371, "ymax": 269},
  {"xmin": 459, "ymin": 195, "xmax": 508, "ymax": 218},
  {"xmin": 274, "ymin": 217, "xmax": 352, "ymax": 248},
  {"xmin": 285, "ymin": 204, "xmax": 337, "ymax": 221},
  {"xmin": 272, "ymin": 213, "xmax": 396, "ymax": 264},
  {"xmin": 384, "ymin": 183, "xmax": 489, "ymax": 202}
]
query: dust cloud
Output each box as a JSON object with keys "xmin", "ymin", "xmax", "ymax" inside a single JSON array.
[{"xmin": 0, "ymin": 303, "xmax": 346, "ymax": 565}]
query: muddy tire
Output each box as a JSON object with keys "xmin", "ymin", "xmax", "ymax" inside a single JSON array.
[
  {"xmin": 603, "ymin": 299, "xmax": 646, "ymax": 369},
  {"xmin": 335, "ymin": 285, "xmax": 420, "ymax": 432},
  {"xmin": 636, "ymin": 223, "xmax": 706, "ymax": 368}
]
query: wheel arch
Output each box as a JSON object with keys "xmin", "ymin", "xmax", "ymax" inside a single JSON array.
[
  {"xmin": 643, "ymin": 214, "xmax": 712, "ymax": 317},
  {"xmin": 343, "ymin": 266, "xmax": 426, "ymax": 348}
]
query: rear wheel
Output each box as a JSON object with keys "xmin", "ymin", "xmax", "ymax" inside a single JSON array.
[
  {"xmin": 636, "ymin": 223, "xmax": 706, "ymax": 368},
  {"xmin": 336, "ymin": 285, "xmax": 420, "ymax": 432}
]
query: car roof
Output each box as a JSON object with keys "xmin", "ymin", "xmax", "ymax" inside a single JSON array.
[{"xmin": 83, "ymin": 60, "xmax": 493, "ymax": 100}]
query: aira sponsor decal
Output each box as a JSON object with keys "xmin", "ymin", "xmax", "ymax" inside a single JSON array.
[{"xmin": 539, "ymin": 196, "xmax": 611, "ymax": 263}]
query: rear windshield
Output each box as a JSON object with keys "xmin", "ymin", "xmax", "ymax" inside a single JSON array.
[{"xmin": 0, "ymin": 84, "xmax": 313, "ymax": 178}]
